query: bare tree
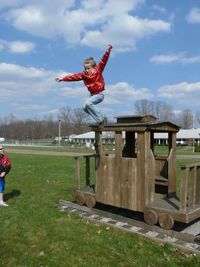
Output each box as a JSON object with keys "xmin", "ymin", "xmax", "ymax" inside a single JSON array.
[
  {"xmin": 58, "ymin": 106, "xmax": 73, "ymax": 137},
  {"xmin": 135, "ymin": 99, "xmax": 155, "ymax": 115},
  {"xmin": 72, "ymin": 108, "xmax": 89, "ymax": 134},
  {"xmin": 134, "ymin": 99, "xmax": 175, "ymax": 122},
  {"xmin": 178, "ymin": 109, "xmax": 193, "ymax": 129},
  {"xmin": 195, "ymin": 111, "xmax": 200, "ymax": 128}
]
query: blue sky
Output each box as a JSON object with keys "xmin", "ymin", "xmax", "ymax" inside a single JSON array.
[{"xmin": 0, "ymin": 0, "xmax": 200, "ymax": 121}]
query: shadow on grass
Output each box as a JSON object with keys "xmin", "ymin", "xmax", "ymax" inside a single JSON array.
[{"xmin": 4, "ymin": 189, "xmax": 21, "ymax": 201}]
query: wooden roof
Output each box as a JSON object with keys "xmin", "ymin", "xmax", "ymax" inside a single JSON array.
[
  {"xmin": 91, "ymin": 115, "xmax": 180, "ymax": 133},
  {"xmin": 116, "ymin": 114, "xmax": 157, "ymax": 124}
]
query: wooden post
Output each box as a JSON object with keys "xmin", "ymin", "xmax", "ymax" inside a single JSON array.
[
  {"xmin": 144, "ymin": 131, "xmax": 155, "ymax": 205},
  {"xmin": 179, "ymin": 166, "xmax": 188, "ymax": 211},
  {"xmin": 150, "ymin": 131, "xmax": 154, "ymax": 154},
  {"xmin": 188, "ymin": 166, "xmax": 197, "ymax": 209},
  {"xmin": 74, "ymin": 157, "xmax": 80, "ymax": 190},
  {"xmin": 114, "ymin": 131, "xmax": 122, "ymax": 206},
  {"xmin": 196, "ymin": 166, "xmax": 200, "ymax": 204},
  {"xmin": 168, "ymin": 132, "xmax": 176, "ymax": 194},
  {"xmin": 137, "ymin": 132, "xmax": 145, "ymax": 211},
  {"xmin": 85, "ymin": 156, "xmax": 90, "ymax": 186},
  {"xmin": 95, "ymin": 131, "xmax": 103, "ymax": 201}
]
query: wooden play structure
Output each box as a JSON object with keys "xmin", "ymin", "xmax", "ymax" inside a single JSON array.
[{"xmin": 74, "ymin": 115, "xmax": 200, "ymax": 230}]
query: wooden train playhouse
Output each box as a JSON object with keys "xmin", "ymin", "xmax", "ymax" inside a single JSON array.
[{"xmin": 74, "ymin": 115, "xmax": 200, "ymax": 230}]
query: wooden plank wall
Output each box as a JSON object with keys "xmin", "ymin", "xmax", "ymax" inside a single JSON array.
[
  {"xmin": 95, "ymin": 130, "xmax": 138, "ymax": 210},
  {"xmin": 144, "ymin": 131, "xmax": 155, "ymax": 206},
  {"xmin": 196, "ymin": 166, "xmax": 200, "ymax": 205},
  {"xmin": 120, "ymin": 158, "xmax": 137, "ymax": 210},
  {"xmin": 155, "ymin": 157, "xmax": 168, "ymax": 177},
  {"xmin": 136, "ymin": 132, "xmax": 145, "ymax": 211},
  {"xmin": 179, "ymin": 164, "xmax": 200, "ymax": 211},
  {"xmin": 114, "ymin": 131, "xmax": 122, "ymax": 206},
  {"xmin": 137, "ymin": 131, "xmax": 155, "ymax": 211},
  {"xmin": 95, "ymin": 130, "xmax": 155, "ymax": 212},
  {"xmin": 95, "ymin": 131, "xmax": 103, "ymax": 202},
  {"xmin": 168, "ymin": 132, "xmax": 177, "ymax": 194}
]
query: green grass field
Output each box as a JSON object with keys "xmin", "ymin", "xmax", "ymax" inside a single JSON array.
[{"xmin": 0, "ymin": 152, "xmax": 200, "ymax": 266}]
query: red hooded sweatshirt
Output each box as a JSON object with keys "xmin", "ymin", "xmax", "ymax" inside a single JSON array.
[
  {"xmin": 0, "ymin": 154, "xmax": 11, "ymax": 176},
  {"xmin": 62, "ymin": 48, "xmax": 111, "ymax": 95}
]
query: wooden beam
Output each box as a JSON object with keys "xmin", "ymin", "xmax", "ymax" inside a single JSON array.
[
  {"xmin": 179, "ymin": 167, "xmax": 188, "ymax": 211},
  {"xmin": 74, "ymin": 157, "xmax": 80, "ymax": 190}
]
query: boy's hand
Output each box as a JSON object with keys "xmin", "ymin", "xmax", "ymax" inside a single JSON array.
[
  {"xmin": 107, "ymin": 44, "xmax": 112, "ymax": 51},
  {"xmin": 0, "ymin": 172, "xmax": 5, "ymax": 178},
  {"xmin": 55, "ymin": 77, "xmax": 63, "ymax": 82}
]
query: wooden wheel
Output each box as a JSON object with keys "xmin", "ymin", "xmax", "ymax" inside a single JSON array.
[
  {"xmin": 144, "ymin": 209, "xmax": 158, "ymax": 226},
  {"xmin": 159, "ymin": 213, "xmax": 174, "ymax": 230},
  {"xmin": 75, "ymin": 192, "xmax": 85, "ymax": 205},
  {"xmin": 85, "ymin": 195, "xmax": 96, "ymax": 208}
]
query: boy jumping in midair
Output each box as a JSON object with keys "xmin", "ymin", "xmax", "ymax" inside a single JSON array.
[{"xmin": 55, "ymin": 44, "xmax": 112, "ymax": 125}]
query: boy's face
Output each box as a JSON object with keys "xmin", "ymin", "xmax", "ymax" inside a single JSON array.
[{"xmin": 84, "ymin": 63, "xmax": 94, "ymax": 74}]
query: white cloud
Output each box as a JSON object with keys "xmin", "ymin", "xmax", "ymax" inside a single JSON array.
[
  {"xmin": 3, "ymin": 0, "xmax": 171, "ymax": 52},
  {"xmin": 105, "ymin": 82, "xmax": 153, "ymax": 104},
  {"xmin": 158, "ymin": 82, "xmax": 200, "ymax": 107},
  {"xmin": 0, "ymin": 39, "xmax": 35, "ymax": 54},
  {"xmin": 0, "ymin": 43, "xmax": 4, "ymax": 51},
  {"xmin": 152, "ymin": 5, "xmax": 167, "ymax": 13},
  {"xmin": 186, "ymin": 8, "xmax": 200, "ymax": 24},
  {"xmin": 9, "ymin": 41, "xmax": 35, "ymax": 53},
  {"xmin": 0, "ymin": 62, "xmax": 56, "ymax": 100},
  {"xmin": 150, "ymin": 53, "xmax": 200, "ymax": 64},
  {"xmin": 81, "ymin": 15, "xmax": 170, "ymax": 52}
]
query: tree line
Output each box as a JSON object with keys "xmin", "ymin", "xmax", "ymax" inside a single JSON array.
[
  {"xmin": 0, "ymin": 107, "xmax": 90, "ymax": 141},
  {"xmin": 134, "ymin": 100, "xmax": 200, "ymax": 129},
  {"xmin": 0, "ymin": 101, "xmax": 200, "ymax": 141}
]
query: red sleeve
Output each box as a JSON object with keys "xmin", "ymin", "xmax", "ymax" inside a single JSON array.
[
  {"xmin": 2, "ymin": 156, "xmax": 11, "ymax": 174},
  {"xmin": 98, "ymin": 49, "xmax": 111, "ymax": 72},
  {"xmin": 62, "ymin": 72, "xmax": 84, "ymax": 82}
]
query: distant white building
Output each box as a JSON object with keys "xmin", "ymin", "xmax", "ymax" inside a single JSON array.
[{"xmin": 71, "ymin": 129, "xmax": 200, "ymax": 146}]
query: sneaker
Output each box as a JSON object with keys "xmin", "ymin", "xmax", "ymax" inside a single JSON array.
[
  {"xmin": 0, "ymin": 201, "xmax": 9, "ymax": 207},
  {"xmin": 99, "ymin": 117, "xmax": 108, "ymax": 127}
]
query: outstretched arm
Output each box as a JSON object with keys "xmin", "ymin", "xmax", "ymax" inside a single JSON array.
[
  {"xmin": 55, "ymin": 72, "xmax": 84, "ymax": 82},
  {"xmin": 98, "ymin": 44, "xmax": 112, "ymax": 72}
]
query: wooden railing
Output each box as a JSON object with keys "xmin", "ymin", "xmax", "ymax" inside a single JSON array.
[
  {"xmin": 179, "ymin": 163, "xmax": 200, "ymax": 211},
  {"xmin": 74, "ymin": 154, "xmax": 96, "ymax": 190}
]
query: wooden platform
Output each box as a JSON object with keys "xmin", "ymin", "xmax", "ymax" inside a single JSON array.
[{"xmin": 147, "ymin": 193, "xmax": 200, "ymax": 224}]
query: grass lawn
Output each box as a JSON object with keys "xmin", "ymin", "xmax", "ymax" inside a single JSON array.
[{"xmin": 0, "ymin": 152, "xmax": 200, "ymax": 266}]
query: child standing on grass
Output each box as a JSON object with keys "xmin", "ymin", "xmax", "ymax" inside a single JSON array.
[
  {"xmin": 55, "ymin": 44, "xmax": 112, "ymax": 125},
  {"xmin": 0, "ymin": 146, "xmax": 11, "ymax": 207}
]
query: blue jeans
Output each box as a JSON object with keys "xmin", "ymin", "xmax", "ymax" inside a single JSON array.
[
  {"xmin": 83, "ymin": 93, "xmax": 105, "ymax": 123},
  {"xmin": 0, "ymin": 178, "xmax": 5, "ymax": 193}
]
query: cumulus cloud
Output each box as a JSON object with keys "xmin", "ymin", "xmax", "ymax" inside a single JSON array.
[
  {"xmin": 0, "ymin": 62, "xmax": 56, "ymax": 100},
  {"xmin": 3, "ymin": 0, "xmax": 171, "ymax": 52},
  {"xmin": 186, "ymin": 8, "xmax": 200, "ymax": 24},
  {"xmin": 152, "ymin": 5, "xmax": 167, "ymax": 13},
  {"xmin": 150, "ymin": 53, "xmax": 200, "ymax": 64},
  {"xmin": 158, "ymin": 82, "xmax": 200, "ymax": 107},
  {"xmin": 9, "ymin": 41, "xmax": 35, "ymax": 53},
  {"xmin": 105, "ymin": 82, "xmax": 153, "ymax": 104},
  {"xmin": 0, "ymin": 39, "xmax": 35, "ymax": 54}
]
